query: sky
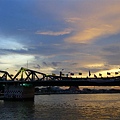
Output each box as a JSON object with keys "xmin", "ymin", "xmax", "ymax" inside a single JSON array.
[{"xmin": 0, "ymin": 0, "xmax": 120, "ymax": 77}]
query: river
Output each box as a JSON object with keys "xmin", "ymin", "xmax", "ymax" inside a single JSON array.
[{"xmin": 0, "ymin": 94, "xmax": 120, "ymax": 120}]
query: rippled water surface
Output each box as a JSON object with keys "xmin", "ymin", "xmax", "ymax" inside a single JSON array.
[{"xmin": 0, "ymin": 94, "xmax": 120, "ymax": 120}]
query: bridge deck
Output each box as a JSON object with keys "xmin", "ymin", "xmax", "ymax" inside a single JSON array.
[{"xmin": 0, "ymin": 77, "xmax": 120, "ymax": 86}]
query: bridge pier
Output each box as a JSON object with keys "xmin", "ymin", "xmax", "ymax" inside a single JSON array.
[{"xmin": 4, "ymin": 84, "xmax": 35, "ymax": 101}]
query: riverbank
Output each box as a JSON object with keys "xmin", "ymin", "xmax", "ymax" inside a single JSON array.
[{"xmin": 35, "ymin": 88, "xmax": 120, "ymax": 95}]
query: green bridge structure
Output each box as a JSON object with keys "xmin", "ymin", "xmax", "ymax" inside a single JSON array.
[{"xmin": 0, "ymin": 67, "xmax": 120, "ymax": 101}]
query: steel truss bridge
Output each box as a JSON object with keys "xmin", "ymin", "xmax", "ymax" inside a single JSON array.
[{"xmin": 0, "ymin": 67, "xmax": 120, "ymax": 86}]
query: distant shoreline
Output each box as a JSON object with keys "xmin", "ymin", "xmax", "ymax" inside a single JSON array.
[
  {"xmin": 35, "ymin": 92, "xmax": 120, "ymax": 95},
  {"xmin": 35, "ymin": 90, "xmax": 120, "ymax": 95}
]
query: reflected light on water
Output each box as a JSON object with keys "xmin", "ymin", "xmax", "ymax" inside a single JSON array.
[{"xmin": 0, "ymin": 94, "xmax": 120, "ymax": 120}]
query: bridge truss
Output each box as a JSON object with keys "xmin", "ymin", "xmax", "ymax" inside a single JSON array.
[
  {"xmin": 0, "ymin": 67, "xmax": 120, "ymax": 86},
  {"xmin": 13, "ymin": 67, "xmax": 46, "ymax": 81},
  {"xmin": 0, "ymin": 70, "xmax": 13, "ymax": 81}
]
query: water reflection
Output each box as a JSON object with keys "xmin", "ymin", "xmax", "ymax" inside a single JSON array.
[
  {"xmin": 34, "ymin": 94, "xmax": 120, "ymax": 120},
  {"xmin": 0, "ymin": 94, "xmax": 120, "ymax": 120},
  {"xmin": 0, "ymin": 101, "xmax": 35, "ymax": 120}
]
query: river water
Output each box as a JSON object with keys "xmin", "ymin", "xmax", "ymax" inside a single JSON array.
[{"xmin": 0, "ymin": 94, "xmax": 120, "ymax": 120}]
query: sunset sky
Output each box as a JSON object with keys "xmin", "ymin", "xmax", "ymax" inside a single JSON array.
[{"xmin": 0, "ymin": 0, "xmax": 120, "ymax": 77}]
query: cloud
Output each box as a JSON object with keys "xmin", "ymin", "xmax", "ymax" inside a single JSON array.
[
  {"xmin": 0, "ymin": 37, "xmax": 27, "ymax": 51},
  {"xmin": 35, "ymin": 28, "xmax": 72, "ymax": 36},
  {"xmin": 33, "ymin": 64, "xmax": 41, "ymax": 69},
  {"xmin": 51, "ymin": 62, "xmax": 61, "ymax": 67},
  {"xmin": 1, "ymin": 0, "xmax": 120, "ymax": 76},
  {"xmin": 64, "ymin": 1, "xmax": 120, "ymax": 43},
  {"xmin": 103, "ymin": 44, "xmax": 120, "ymax": 54},
  {"xmin": 102, "ymin": 44, "xmax": 120, "ymax": 65},
  {"xmin": 42, "ymin": 62, "xmax": 48, "ymax": 66},
  {"xmin": 0, "ymin": 54, "xmax": 34, "ymax": 70},
  {"xmin": 65, "ymin": 25, "xmax": 116, "ymax": 43}
]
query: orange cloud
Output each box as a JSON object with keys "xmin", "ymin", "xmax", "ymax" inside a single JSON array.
[{"xmin": 64, "ymin": 1, "xmax": 120, "ymax": 43}]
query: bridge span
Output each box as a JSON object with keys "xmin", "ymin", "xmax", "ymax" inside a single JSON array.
[
  {"xmin": 1, "ymin": 77, "xmax": 120, "ymax": 86},
  {"xmin": 0, "ymin": 67, "xmax": 120, "ymax": 86},
  {"xmin": 0, "ymin": 67, "xmax": 120, "ymax": 101}
]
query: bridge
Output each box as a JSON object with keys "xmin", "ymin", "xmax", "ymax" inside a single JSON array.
[
  {"xmin": 0, "ymin": 67, "xmax": 120, "ymax": 101},
  {"xmin": 0, "ymin": 67, "xmax": 120, "ymax": 86}
]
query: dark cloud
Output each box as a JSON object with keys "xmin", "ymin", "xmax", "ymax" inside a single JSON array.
[
  {"xmin": 103, "ymin": 45, "xmax": 120, "ymax": 54},
  {"xmin": 101, "ymin": 44, "xmax": 120, "ymax": 65},
  {"xmin": 103, "ymin": 54, "xmax": 120, "ymax": 65},
  {"xmin": 33, "ymin": 64, "xmax": 41, "ymax": 69},
  {"xmin": 42, "ymin": 62, "xmax": 48, "ymax": 66},
  {"xmin": 51, "ymin": 62, "xmax": 61, "ymax": 67},
  {"xmin": 71, "ymin": 63, "xmax": 78, "ymax": 66}
]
